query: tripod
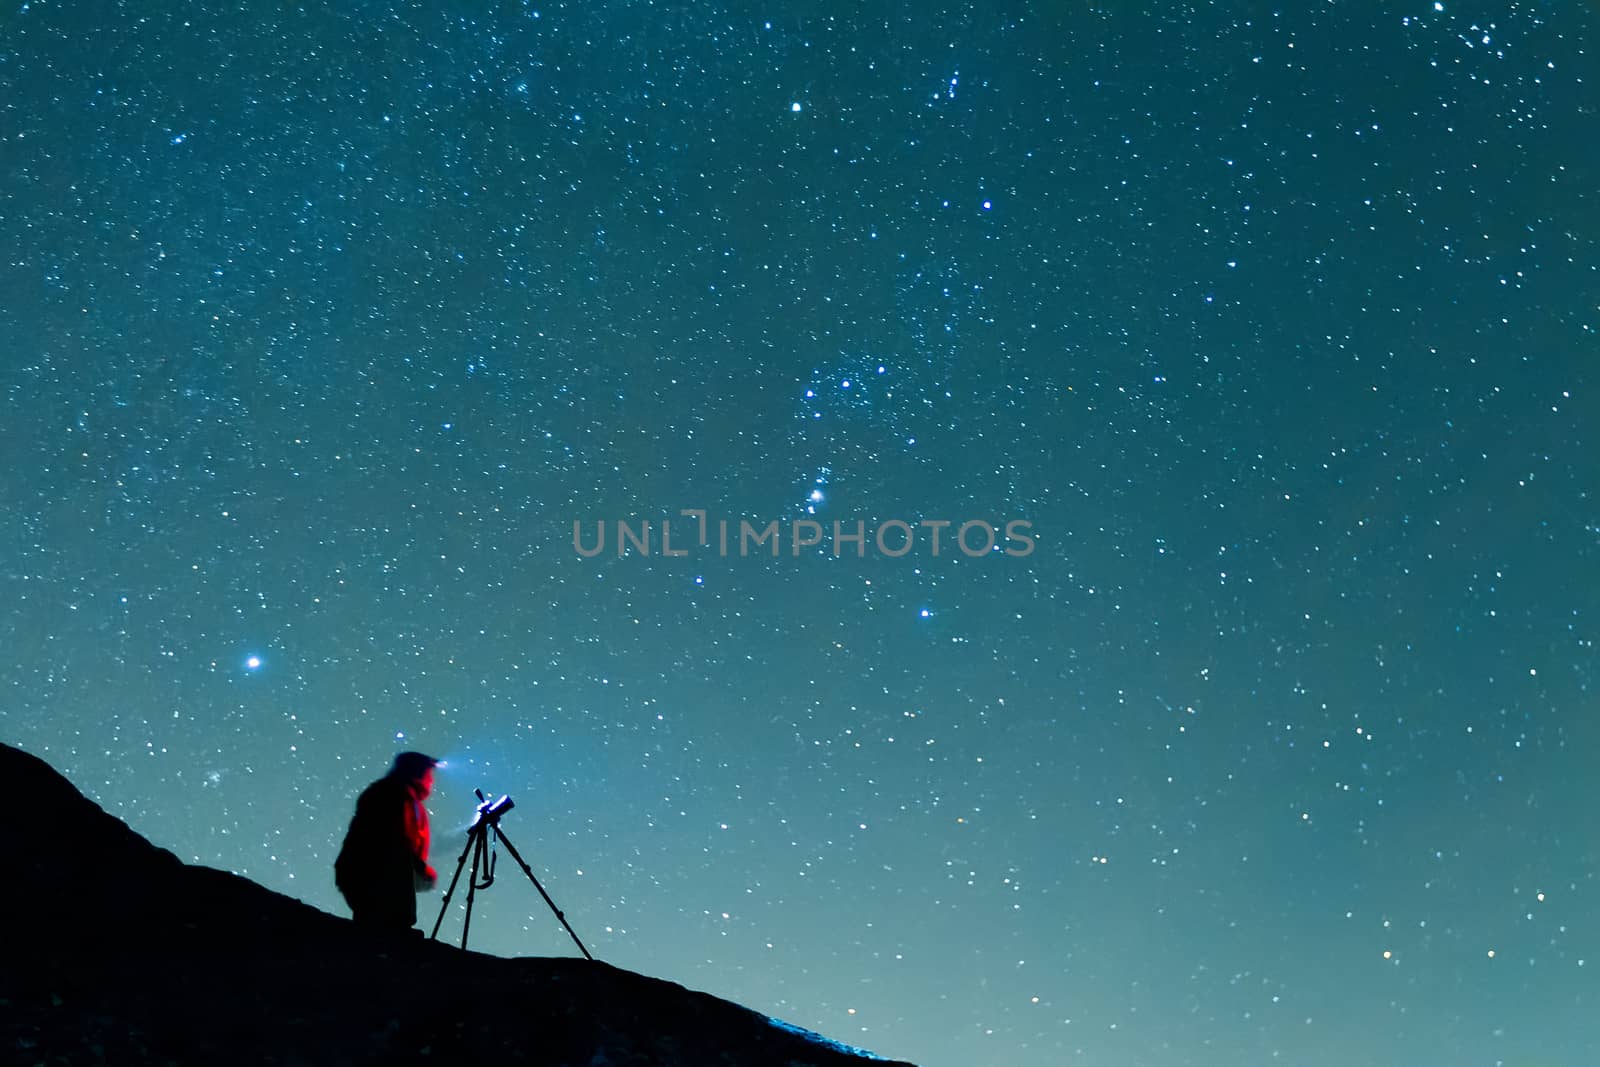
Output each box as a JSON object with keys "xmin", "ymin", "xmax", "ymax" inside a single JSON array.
[{"xmin": 428, "ymin": 789, "xmax": 593, "ymax": 960}]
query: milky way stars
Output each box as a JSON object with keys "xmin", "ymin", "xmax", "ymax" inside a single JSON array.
[{"xmin": 2, "ymin": 4, "xmax": 1597, "ymax": 1065}]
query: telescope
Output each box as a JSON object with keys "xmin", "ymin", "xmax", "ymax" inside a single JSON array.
[
  {"xmin": 473, "ymin": 788, "xmax": 514, "ymax": 824},
  {"xmin": 431, "ymin": 786, "xmax": 592, "ymax": 960}
]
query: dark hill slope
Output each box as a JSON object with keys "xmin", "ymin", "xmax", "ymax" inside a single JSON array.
[{"xmin": 1, "ymin": 743, "xmax": 914, "ymax": 1067}]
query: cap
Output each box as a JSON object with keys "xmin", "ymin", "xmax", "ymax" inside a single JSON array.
[{"xmin": 391, "ymin": 751, "xmax": 439, "ymax": 780}]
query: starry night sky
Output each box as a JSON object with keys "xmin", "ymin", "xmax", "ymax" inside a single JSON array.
[{"xmin": 3, "ymin": 2, "xmax": 1597, "ymax": 1064}]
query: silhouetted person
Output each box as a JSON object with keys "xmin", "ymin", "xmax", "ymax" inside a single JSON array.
[{"xmin": 335, "ymin": 751, "xmax": 439, "ymax": 930}]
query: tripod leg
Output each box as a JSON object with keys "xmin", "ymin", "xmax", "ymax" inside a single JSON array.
[
  {"xmin": 430, "ymin": 823, "xmax": 481, "ymax": 941},
  {"xmin": 460, "ymin": 830, "xmax": 486, "ymax": 950},
  {"xmin": 491, "ymin": 825, "xmax": 595, "ymax": 961}
]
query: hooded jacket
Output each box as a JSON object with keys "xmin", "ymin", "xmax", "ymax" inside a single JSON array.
[{"xmin": 335, "ymin": 764, "xmax": 437, "ymax": 925}]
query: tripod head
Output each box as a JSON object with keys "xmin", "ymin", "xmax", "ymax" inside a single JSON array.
[{"xmin": 472, "ymin": 787, "xmax": 515, "ymax": 827}]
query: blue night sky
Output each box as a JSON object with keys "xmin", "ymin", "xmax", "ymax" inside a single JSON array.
[{"xmin": 2, "ymin": 2, "xmax": 1596, "ymax": 1065}]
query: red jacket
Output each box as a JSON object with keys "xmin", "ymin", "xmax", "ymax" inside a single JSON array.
[
  {"xmin": 335, "ymin": 773, "xmax": 435, "ymax": 902},
  {"xmin": 401, "ymin": 778, "xmax": 435, "ymax": 884}
]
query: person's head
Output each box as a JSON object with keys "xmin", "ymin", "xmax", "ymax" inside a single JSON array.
[{"xmin": 391, "ymin": 751, "xmax": 438, "ymax": 796}]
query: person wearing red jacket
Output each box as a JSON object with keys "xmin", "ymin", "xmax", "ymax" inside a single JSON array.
[{"xmin": 335, "ymin": 751, "xmax": 439, "ymax": 930}]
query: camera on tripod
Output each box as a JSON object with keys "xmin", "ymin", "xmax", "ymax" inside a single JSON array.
[{"xmin": 473, "ymin": 788, "xmax": 514, "ymax": 824}]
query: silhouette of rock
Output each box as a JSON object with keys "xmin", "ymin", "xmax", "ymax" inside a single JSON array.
[{"xmin": 2, "ymin": 743, "xmax": 915, "ymax": 1066}]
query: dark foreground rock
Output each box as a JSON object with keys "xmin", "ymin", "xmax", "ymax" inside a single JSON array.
[{"xmin": 1, "ymin": 743, "xmax": 915, "ymax": 1067}]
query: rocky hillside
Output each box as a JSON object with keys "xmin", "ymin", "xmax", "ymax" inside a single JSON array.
[{"xmin": 1, "ymin": 743, "xmax": 915, "ymax": 1067}]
